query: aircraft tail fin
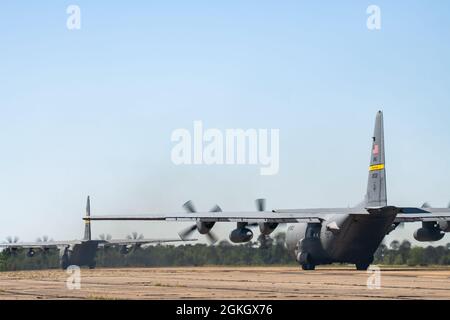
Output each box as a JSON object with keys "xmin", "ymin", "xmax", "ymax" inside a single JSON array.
[
  {"xmin": 364, "ymin": 111, "xmax": 387, "ymax": 207},
  {"xmin": 84, "ymin": 196, "xmax": 92, "ymax": 241}
]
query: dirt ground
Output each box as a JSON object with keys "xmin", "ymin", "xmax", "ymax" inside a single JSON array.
[{"xmin": 0, "ymin": 266, "xmax": 449, "ymax": 300}]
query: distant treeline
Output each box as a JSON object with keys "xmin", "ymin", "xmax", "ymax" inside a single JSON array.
[
  {"xmin": 2, "ymin": 235, "xmax": 450, "ymax": 271},
  {"xmin": 373, "ymin": 240, "xmax": 450, "ymax": 266}
]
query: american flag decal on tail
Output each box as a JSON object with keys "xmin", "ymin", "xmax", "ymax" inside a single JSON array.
[{"xmin": 372, "ymin": 144, "xmax": 379, "ymax": 155}]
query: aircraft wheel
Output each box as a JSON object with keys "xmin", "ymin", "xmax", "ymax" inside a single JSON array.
[
  {"xmin": 60, "ymin": 254, "xmax": 70, "ymax": 270},
  {"xmin": 301, "ymin": 263, "xmax": 316, "ymax": 271},
  {"xmin": 355, "ymin": 262, "xmax": 370, "ymax": 271}
]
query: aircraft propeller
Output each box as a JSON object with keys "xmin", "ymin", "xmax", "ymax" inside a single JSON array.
[
  {"xmin": 422, "ymin": 201, "xmax": 450, "ymax": 208},
  {"xmin": 256, "ymin": 198, "xmax": 286, "ymax": 233},
  {"xmin": 98, "ymin": 234, "xmax": 112, "ymax": 241},
  {"xmin": 127, "ymin": 232, "xmax": 144, "ymax": 240},
  {"xmin": 36, "ymin": 235, "xmax": 53, "ymax": 242},
  {"xmin": 178, "ymin": 200, "xmax": 220, "ymax": 244},
  {"xmin": 421, "ymin": 202, "xmax": 431, "ymax": 208},
  {"xmin": 6, "ymin": 236, "xmax": 19, "ymax": 243}
]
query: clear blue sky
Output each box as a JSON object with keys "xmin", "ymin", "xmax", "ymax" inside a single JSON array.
[{"xmin": 1, "ymin": 1, "xmax": 449, "ymax": 246}]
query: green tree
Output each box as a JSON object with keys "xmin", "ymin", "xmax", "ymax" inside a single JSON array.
[
  {"xmin": 3, "ymin": 236, "xmax": 450, "ymax": 271},
  {"xmin": 0, "ymin": 252, "xmax": 6, "ymax": 271},
  {"xmin": 407, "ymin": 247, "xmax": 424, "ymax": 266},
  {"xmin": 390, "ymin": 240, "xmax": 400, "ymax": 251},
  {"xmin": 398, "ymin": 240, "xmax": 411, "ymax": 262}
]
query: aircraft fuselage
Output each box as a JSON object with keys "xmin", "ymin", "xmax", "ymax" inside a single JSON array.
[{"xmin": 285, "ymin": 209, "xmax": 397, "ymax": 269}]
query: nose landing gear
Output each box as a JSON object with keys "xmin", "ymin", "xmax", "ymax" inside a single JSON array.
[
  {"xmin": 355, "ymin": 256, "xmax": 374, "ymax": 270},
  {"xmin": 297, "ymin": 252, "xmax": 316, "ymax": 271}
]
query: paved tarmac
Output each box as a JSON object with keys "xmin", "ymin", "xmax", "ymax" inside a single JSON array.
[{"xmin": 1, "ymin": 266, "xmax": 449, "ymax": 299}]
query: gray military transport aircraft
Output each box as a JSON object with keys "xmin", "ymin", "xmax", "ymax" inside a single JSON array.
[
  {"xmin": 83, "ymin": 111, "xmax": 450, "ymax": 270},
  {"xmin": 0, "ymin": 197, "xmax": 193, "ymax": 269}
]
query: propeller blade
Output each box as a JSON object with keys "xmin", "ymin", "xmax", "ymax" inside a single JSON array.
[
  {"xmin": 183, "ymin": 200, "xmax": 197, "ymax": 213},
  {"xmin": 421, "ymin": 202, "xmax": 431, "ymax": 208},
  {"xmin": 6, "ymin": 236, "xmax": 12, "ymax": 243},
  {"xmin": 107, "ymin": 234, "xmax": 112, "ymax": 240},
  {"xmin": 255, "ymin": 198, "xmax": 283, "ymax": 231},
  {"xmin": 209, "ymin": 205, "xmax": 222, "ymax": 213},
  {"xmin": 256, "ymin": 198, "xmax": 266, "ymax": 212},
  {"xmin": 86, "ymin": 196, "xmax": 91, "ymax": 216},
  {"xmin": 205, "ymin": 231, "xmax": 218, "ymax": 244},
  {"xmin": 132, "ymin": 231, "xmax": 138, "ymax": 240},
  {"xmin": 13, "ymin": 236, "xmax": 19, "ymax": 243},
  {"xmin": 448, "ymin": 201, "xmax": 450, "ymax": 209},
  {"xmin": 179, "ymin": 224, "xmax": 197, "ymax": 240},
  {"xmin": 138, "ymin": 234, "xmax": 144, "ymax": 240}
]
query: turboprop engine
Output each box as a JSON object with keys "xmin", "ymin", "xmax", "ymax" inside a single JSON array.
[
  {"xmin": 229, "ymin": 199, "xmax": 279, "ymax": 244},
  {"xmin": 119, "ymin": 245, "xmax": 130, "ymax": 255},
  {"xmin": 3, "ymin": 236, "xmax": 19, "ymax": 256},
  {"xmin": 178, "ymin": 201, "xmax": 221, "ymax": 244},
  {"xmin": 414, "ymin": 221, "xmax": 445, "ymax": 242},
  {"xmin": 26, "ymin": 248, "xmax": 36, "ymax": 258},
  {"xmin": 256, "ymin": 199, "xmax": 278, "ymax": 235}
]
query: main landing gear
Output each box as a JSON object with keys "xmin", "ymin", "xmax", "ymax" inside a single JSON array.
[
  {"xmin": 355, "ymin": 262, "xmax": 371, "ymax": 270},
  {"xmin": 301, "ymin": 263, "xmax": 316, "ymax": 270},
  {"xmin": 355, "ymin": 256, "xmax": 374, "ymax": 270},
  {"xmin": 298, "ymin": 252, "xmax": 316, "ymax": 271},
  {"xmin": 60, "ymin": 253, "xmax": 70, "ymax": 270}
]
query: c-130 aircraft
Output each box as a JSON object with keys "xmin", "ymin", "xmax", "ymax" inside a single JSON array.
[
  {"xmin": 84, "ymin": 111, "xmax": 450, "ymax": 270},
  {"xmin": 0, "ymin": 197, "xmax": 193, "ymax": 269}
]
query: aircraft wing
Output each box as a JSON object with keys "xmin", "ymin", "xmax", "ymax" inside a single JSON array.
[
  {"xmin": 0, "ymin": 240, "xmax": 81, "ymax": 249},
  {"xmin": 98, "ymin": 238, "xmax": 196, "ymax": 247},
  {"xmin": 393, "ymin": 207, "xmax": 450, "ymax": 223},
  {"xmin": 272, "ymin": 208, "xmax": 365, "ymax": 214},
  {"xmin": 84, "ymin": 208, "xmax": 370, "ymax": 224},
  {"xmin": 83, "ymin": 206, "xmax": 450, "ymax": 224}
]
